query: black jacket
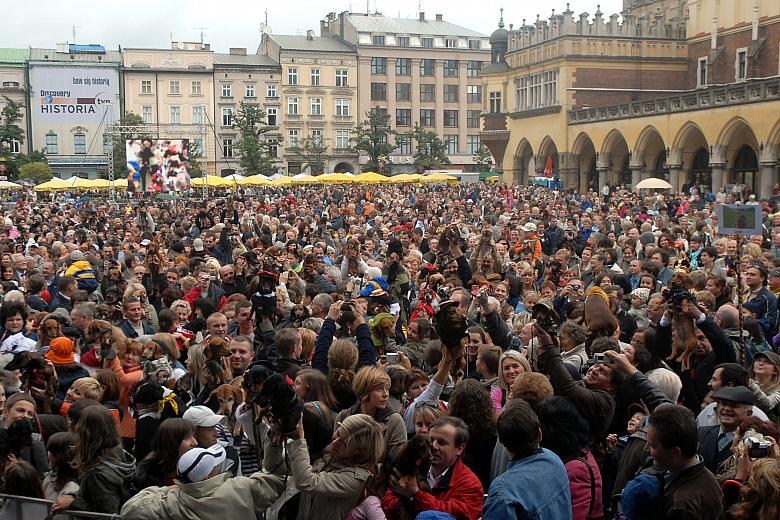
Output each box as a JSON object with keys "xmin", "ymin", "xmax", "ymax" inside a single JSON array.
[
  {"xmin": 120, "ymin": 319, "xmax": 155, "ymax": 339},
  {"xmin": 697, "ymin": 425, "xmax": 732, "ymax": 473}
]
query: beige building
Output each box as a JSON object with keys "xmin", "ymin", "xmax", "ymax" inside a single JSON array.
[
  {"xmin": 321, "ymin": 11, "xmax": 491, "ymax": 173},
  {"xmin": 260, "ymin": 32, "xmax": 359, "ymax": 175},
  {"xmin": 0, "ymin": 48, "xmax": 29, "ymax": 160},
  {"xmin": 213, "ymin": 49, "xmax": 282, "ymax": 176},
  {"xmin": 122, "ymin": 42, "xmax": 216, "ymax": 179},
  {"xmin": 480, "ymin": 0, "xmax": 780, "ymax": 197}
]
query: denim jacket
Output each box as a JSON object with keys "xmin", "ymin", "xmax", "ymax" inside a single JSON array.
[{"xmin": 484, "ymin": 448, "xmax": 572, "ymax": 520}]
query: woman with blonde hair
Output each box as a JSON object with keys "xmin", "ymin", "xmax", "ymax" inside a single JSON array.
[
  {"xmin": 123, "ymin": 283, "xmax": 158, "ymax": 330},
  {"xmin": 497, "ymin": 350, "xmax": 531, "ymax": 407},
  {"xmin": 204, "ymin": 258, "xmax": 222, "ymax": 282},
  {"xmin": 731, "ymin": 458, "xmax": 780, "ymax": 520},
  {"xmin": 748, "ymin": 352, "xmax": 780, "ymax": 420}
]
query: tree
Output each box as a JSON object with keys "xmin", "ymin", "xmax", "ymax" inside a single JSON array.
[
  {"xmin": 405, "ymin": 124, "xmax": 450, "ymax": 173},
  {"xmin": 18, "ymin": 162, "xmax": 53, "ymax": 183},
  {"xmin": 473, "ymin": 143, "xmax": 493, "ymax": 171},
  {"xmin": 351, "ymin": 110, "xmax": 395, "ymax": 173},
  {"xmin": 232, "ymin": 102, "xmax": 278, "ymax": 176},
  {"xmin": 2, "ymin": 150, "xmax": 47, "ymax": 181},
  {"xmin": 187, "ymin": 138, "xmax": 205, "ymax": 178},
  {"xmin": 111, "ymin": 112, "xmax": 148, "ymax": 182},
  {"xmin": 0, "ymin": 96, "xmax": 24, "ymax": 150},
  {"xmin": 287, "ymin": 137, "xmax": 328, "ymax": 175}
]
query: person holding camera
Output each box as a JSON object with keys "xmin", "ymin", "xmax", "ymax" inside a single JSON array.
[{"xmin": 697, "ymin": 386, "xmax": 756, "ymax": 473}]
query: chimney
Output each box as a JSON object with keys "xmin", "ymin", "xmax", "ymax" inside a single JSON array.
[
  {"xmin": 436, "ymin": 14, "xmax": 443, "ymax": 21},
  {"xmin": 306, "ymin": 29, "xmax": 315, "ymax": 40},
  {"xmin": 229, "ymin": 47, "xmax": 247, "ymax": 55},
  {"xmin": 419, "ymin": 12, "xmax": 425, "ymax": 21}
]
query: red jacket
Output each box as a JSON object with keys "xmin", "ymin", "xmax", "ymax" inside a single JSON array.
[{"xmin": 381, "ymin": 458, "xmax": 483, "ymax": 520}]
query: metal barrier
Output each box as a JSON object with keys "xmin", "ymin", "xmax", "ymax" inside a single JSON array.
[{"xmin": 0, "ymin": 493, "xmax": 120, "ymax": 520}]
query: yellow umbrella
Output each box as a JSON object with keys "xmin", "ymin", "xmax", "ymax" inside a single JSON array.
[
  {"xmin": 421, "ymin": 172, "xmax": 458, "ymax": 183},
  {"xmin": 33, "ymin": 178, "xmax": 70, "ymax": 192},
  {"xmin": 239, "ymin": 174, "xmax": 272, "ymax": 186},
  {"xmin": 319, "ymin": 172, "xmax": 353, "ymax": 183},
  {"xmin": 291, "ymin": 174, "xmax": 321, "ymax": 184},
  {"xmin": 390, "ymin": 173, "xmax": 422, "ymax": 184},
  {"xmin": 191, "ymin": 176, "xmax": 228, "ymax": 188},
  {"xmin": 271, "ymin": 176, "xmax": 293, "ymax": 186},
  {"xmin": 112, "ymin": 178, "xmax": 129, "ymax": 189},
  {"xmin": 0, "ymin": 180, "xmax": 22, "ymax": 190},
  {"xmin": 353, "ymin": 172, "xmax": 389, "ymax": 183},
  {"xmin": 82, "ymin": 179, "xmax": 111, "ymax": 190}
]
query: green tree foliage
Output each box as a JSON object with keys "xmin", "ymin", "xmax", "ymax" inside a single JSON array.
[
  {"xmin": 351, "ymin": 110, "xmax": 394, "ymax": 173},
  {"xmin": 111, "ymin": 112, "xmax": 149, "ymax": 180},
  {"xmin": 405, "ymin": 124, "xmax": 451, "ymax": 173},
  {"xmin": 187, "ymin": 138, "xmax": 205, "ymax": 178},
  {"xmin": 18, "ymin": 162, "xmax": 53, "ymax": 183},
  {"xmin": 0, "ymin": 96, "xmax": 24, "ymax": 150},
  {"xmin": 232, "ymin": 102, "xmax": 278, "ymax": 176},
  {"xmin": 287, "ymin": 137, "xmax": 328, "ymax": 175},
  {"xmin": 473, "ymin": 143, "xmax": 493, "ymax": 171}
]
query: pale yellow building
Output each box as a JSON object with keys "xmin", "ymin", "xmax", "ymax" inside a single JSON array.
[
  {"xmin": 0, "ymin": 49, "xmax": 29, "ymax": 158},
  {"xmin": 122, "ymin": 42, "xmax": 217, "ymax": 179},
  {"xmin": 480, "ymin": 0, "xmax": 780, "ymax": 197},
  {"xmin": 260, "ymin": 32, "xmax": 359, "ymax": 175}
]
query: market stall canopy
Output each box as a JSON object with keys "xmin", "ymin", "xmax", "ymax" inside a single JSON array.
[
  {"xmin": 319, "ymin": 172, "xmax": 353, "ymax": 183},
  {"xmin": 420, "ymin": 172, "xmax": 457, "ymax": 183},
  {"xmin": 33, "ymin": 178, "xmax": 70, "ymax": 192},
  {"xmin": 635, "ymin": 178, "xmax": 673, "ymax": 190},
  {"xmin": 238, "ymin": 174, "xmax": 272, "ymax": 186},
  {"xmin": 353, "ymin": 172, "xmax": 389, "ymax": 183},
  {"xmin": 389, "ymin": 173, "xmax": 422, "ymax": 184},
  {"xmin": 291, "ymin": 174, "xmax": 320, "ymax": 184},
  {"xmin": 191, "ymin": 176, "xmax": 228, "ymax": 188},
  {"xmin": 0, "ymin": 181, "xmax": 22, "ymax": 190},
  {"xmin": 271, "ymin": 176, "xmax": 293, "ymax": 186}
]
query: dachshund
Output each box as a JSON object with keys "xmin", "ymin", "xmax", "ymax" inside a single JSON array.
[
  {"xmin": 205, "ymin": 383, "xmax": 244, "ymax": 437},
  {"xmin": 35, "ymin": 317, "xmax": 64, "ymax": 350},
  {"xmin": 202, "ymin": 336, "xmax": 232, "ymax": 384},
  {"xmin": 85, "ymin": 319, "xmax": 129, "ymax": 357},
  {"xmin": 378, "ymin": 435, "xmax": 433, "ymax": 520},
  {"xmin": 141, "ymin": 340, "xmax": 168, "ymax": 361},
  {"xmin": 5, "ymin": 351, "xmax": 57, "ymax": 400}
]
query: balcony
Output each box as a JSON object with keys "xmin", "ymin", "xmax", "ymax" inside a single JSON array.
[
  {"xmin": 481, "ymin": 112, "xmax": 507, "ymax": 132},
  {"xmin": 568, "ymin": 77, "xmax": 780, "ymax": 125}
]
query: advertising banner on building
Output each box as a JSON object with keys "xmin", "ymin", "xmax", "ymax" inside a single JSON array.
[{"xmin": 29, "ymin": 66, "xmax": 120, "ymax": 123}]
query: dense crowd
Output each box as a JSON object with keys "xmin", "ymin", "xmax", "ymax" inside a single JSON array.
[{"xmin": 0, "ymin": 180, "xmax": 778, "ymax": 520}]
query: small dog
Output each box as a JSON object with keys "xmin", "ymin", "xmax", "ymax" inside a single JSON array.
[
  {"xmin": 36, "ymin": 317, "xmax": 63, "ymax": 350},
  {"xmin": 380, "ymin": 435, "xmax": 433, "ymax": 520},
  {"xmin": 141, "ymin": 340, "xmax": 168, "ymax": 361},
  {"xmin": 86, "ymin": 319, "xmax": 129, "ymax": 355},
  {"xmin": 202, "ymin": 336, "xmax": 232, "ymax": 384},
  {"xmin": 206, "ymin": 383, "xmax": 244, "ymax": 436},
  {"xmin": 5, "ymin": 351, "xmax": 57, "ymax": 399}
]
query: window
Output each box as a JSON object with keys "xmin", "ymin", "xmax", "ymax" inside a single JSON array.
[
  {"xmin": 396, "ymin": 135, "xmax": 411, "ymax": 155},
  {"xmin": 466, "ymin": 85, "xmax": 481, "ymax": 103},
  {"xmin": 310, "ymin": 97, "xmax": 322, "ymax": 115},
  {"xmin": 444, "ymin": 110, "xmax": 458, "ymax": 127},
  {"xmin": 445, "ymin": 38, "xmax": 457, "ymax": 49},
  {"xmin": 1, "ymin": 81, "xmax": 19, "ymax": 88},
  {"xmin": 141, "ymin": 106, "xmax": 153, "ymax": 123},
  {"xmin": 736, "ymin": 48, "xmax": 747, "ymax": 80},
  {"xmin": 141, "ymin": 80, "xmax": 152, "ymax": 94},
  {"xmin": 222, "ymin": 107, "xmax": 234, "ymax": 126},
  {"xmin": 467, "ymin": 61, "xmax": 482, "ymax": 77},
  {"xmin": 267, "ymin": 84, "xmax": 277, "ymax": 98},
  {"xmin": 443, "ymin": 60, "xmax": 459, "ymax": 77},
  {"xmin": 466, "ymin": 135, "xmax": 480, "ymax": 155},
  {"xmin": 420, "ymin": 109, "xmax": 435, "ymax": 127},
  {"xmin": 372, "ymin": 107, "xmax": 388, "ymax": 117},
  {"xmin": 396, "ymin": 58, "xmax": 411, "ymax": 75},
  {"xmin": 467, "ymin": 110, "xmax": 481, "ymax": 128},
  {"xmin": 371, "ymin": 57, "xmax": 387, "ymax": 74},
  {"xmin": 311, "ymin": 129, "xmax": 323, "ymax": 146},
  {"xmin": 287, "ymin": 96, "xmax": 299, "ymax": 115},
  {"xmin": 489, "ymin": 92, "xmax": 501, "ymax": 113},
  {"xmin": 310, "ymin": 69, "xmax": 320, "ymax": 86},
  {"xmin": 169, "ymin": 80, "xmax": 180, "ymax": 95},
  {"xmin": 444, "ymin": 135, "xmax": 459, "ymax": 155},
  {"xmin": 45, "ymin": 132, "xmax": 58, "ymax": 154},
  {"xmin": 420, "ymin": 59, "xmax": 435, "ymax": 76},
  {"xmin": 372, "ymin": 35, "xmax": 385, "ymax": 46},
  {"xmin": 222, "ymin": 138, "xmax": 233, "ymax": 158},
  {"xmin": 444, "ymin": 84, "xmax": 459, "ymax": 103},
  {"xmin": 191, "ymin": 81, "xmax": 202, "ymax": 95},
  {"xmin": 288, "ymin": 129, "xmax": 299, "ymax": 147},
  {"xmin": 221, "ymin": 83, "xmax": 232, "ymax": 97},
  {"xmin": 336, "ymin": 69, "xmax": 348, "ymax": 87},
  {"xmin": 335, "ymin": 130, "xmax": 350, "ymax": 149},
  {"xmin": 397, "ymin": 36, "xmax": 410, "ymax": 47},
  {"xmin": 9, "ymin": 139, "xmax": 20, "ymax": 154},
  {"xmin": 335, "ymin": 98, "xmax": 350, "ymax": 116},
  {"xmin": 396, "ymin": 108, "xmax": 412, "ymax": 126},
  {"xmin": 396, "ymin": 83, "xmax": 411, "ymax": 101},
  {"xmin": 420, "ymin": 84, "xmax": 435, "ymax": 102},
  {"xmin": 170, "ymin": 106, "xmax": 181, "ymax": 124},
  {"xmin": 267, "ymin": 107, "xmax": 277, "ymax": 126},
  {"xmin": 421, "ymin": 37, "xmax": 434, "ymax": 48},
  {"xmin": 371, "ymin": 82, "xmax": 387, "ymax": 101},
  {"xmin": 468, "ymin": 40, "xmax": 481, "ymax": 49},
  {"xmin": 697, "ymin": 57, "xmax": 708, "ymax": 87},
  {"xmin": 245, "ymin": 84, "xmax": 256, "ymax": 97},
  {"xmin": 288, "ymin": 67, "xmax": 298, "ymax": 85},
  {"xmin": 192, "ymin": 106, "xmax": 204, "ymax": 124},
  {"xmin": 515, "ymin": 70, "xmax": 558, "ymax": 110},
  {"xmin": 269, "ymin": 143, "xmax": 278, "ymax": 158},
  {"xmin": 74, "ymin": 133, "xmax": 86, "ymax": 154}
]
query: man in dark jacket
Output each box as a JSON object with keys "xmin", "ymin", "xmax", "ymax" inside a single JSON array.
[
  {"xmin": 697, "ymin": 386, "xmax": 755, "ymax": 473},
  {"xmin": 48, "ymin": 275, "xmax": 77, "ymax": 314},
  {"xmin": 119, "ymin": 296, "xmax": 155, "ymax": 339},
  {"xmin": 542, "ymin": 217, "xmax": 565, "ymax": 256}
]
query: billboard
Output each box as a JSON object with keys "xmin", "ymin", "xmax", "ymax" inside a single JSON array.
[
  {"xmin": 126, "ymin": 139, "xmax": 191, "ymax": 192},
  {"xmin": 716, "ymin": 204, "xmax": 762, "ymax": 236},
  {"xmin": 29, "ymin": 66, "xmax": 119, "ymax": 123}
]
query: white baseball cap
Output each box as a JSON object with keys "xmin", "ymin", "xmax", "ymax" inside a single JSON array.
[
  {"xmin": 522, "ymin": 223, "xmax": 537, "ymax": 232},
  {"xmin": 177, "ymin": 444, "xmax": 226, "ymax": 483},
  {"xmin": 183, "ymin": 405, "xmax": 225, "ymax": 428}
]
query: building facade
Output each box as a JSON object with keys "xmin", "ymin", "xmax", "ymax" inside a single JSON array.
[
  {"xmin": 321, "ymin": 11, "xmax": 490, "ymax": 173},
  {"xmin": 27, "ymin": 44, "xmax": 122, "ymax": 179},
  {"xmin": 480, "ymin": 0, "xmax": 780, "ymax": 197},
  {"xmin": 0, "ymin": 48, "xmax": 29, "ymax": 161},
  {"xmin": 260, "ymin": 32, "xmax": 359, "ymax": 175},
  {"xmin": 122, "ymin": 42, "xmax": 217, "ymax": 181},
  {"xmin": 213, "ymin": 48, "xmax": 282, "ymax": 176}
]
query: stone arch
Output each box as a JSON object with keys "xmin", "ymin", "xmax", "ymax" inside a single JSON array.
[
  {"xmin": 599, "ymin": 129, "xmax": 631, "ymax": 188},
  {"xmin": 537, "ymin": 136, "xmax": 559, "ymax": 176},
  {"xmin": 513, "ymin": 138, "xmax": 534, "ymax": 185},
  {"xmin": 672, "ymin": 122, "xmax": 711, "ymax": 193},
  {"xmin": 716, "ymin": 117, "xmax": 760, "ymax": 197},
  {"xmin": 633, "ymin": 125, "xmax": 668, "ymax": 189},
  {"xmin": 765, "ymin": 118, "xmax": 780, "ymax": 162},
  {"xmin": 334, "ymin": 162, "xmax": 354, "ymax": 173},
  {"xmin": 571, "ymin": 132, "xmax": 598, "ymax": 193}
]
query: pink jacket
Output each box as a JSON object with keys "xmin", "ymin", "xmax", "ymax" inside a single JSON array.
[{"xmin": 564, "ymin": 449, "xmax": 604, "ymax": 520}]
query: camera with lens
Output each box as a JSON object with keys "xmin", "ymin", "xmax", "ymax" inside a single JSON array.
[
  {"xmin": 531, "ymin": 301, "xmax": 560, "ymax": 338},
  {"xmin": 662, "ymin": 280, "xmax": 691, "ymax": 308},
  {"xmin": 747, "ymin": 437, "xmax": 772, "ymax": 458},
  {"xmin": 437, "ymin": 285, "xmax": 452, "ymax": 300},
  {"xmin": 338, "ymin": 301, "xmax": 356, "ymax": 328},
  {"xmin": 254, "ymin": 373, "xmax": 304, "ymax": 435}
]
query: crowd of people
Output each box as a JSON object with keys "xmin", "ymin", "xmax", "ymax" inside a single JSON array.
[{"xmin": 0, "ymin": 180, "xmax": 777, "ymax": 520}]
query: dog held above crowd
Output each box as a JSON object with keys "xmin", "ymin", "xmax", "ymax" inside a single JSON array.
[{"xmin": 0, "ymin": 181, "xmax": 778, "ymax": 520}]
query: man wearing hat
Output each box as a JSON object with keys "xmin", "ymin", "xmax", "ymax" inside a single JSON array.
[
  {"xmin": 516, "ymin": 223, "xmax": 541, "ymax": 263},
  {"xmin": 697, "ymin": 386, "xmax": 754, "ymax": 472},
  {"xmin": 183, "ymin": 405, "xmax": 239, "ymax": 476},
  {"xmin": 120, "ymin": 443, "xmax": 287, "ymax": 520}
]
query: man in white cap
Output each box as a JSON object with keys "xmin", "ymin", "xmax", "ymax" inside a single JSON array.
[
  {"xmin": 183, "ymin": 405, "xmax": 240, "ymax": 476},
  {"xmin": 120, "ymin": 443, "xmax": 287, "ymax": 520}
]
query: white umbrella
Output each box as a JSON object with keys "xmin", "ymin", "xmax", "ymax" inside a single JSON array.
[{"xmin": 635, "ymin": 178, "xmax": 673, "ymax": 190}]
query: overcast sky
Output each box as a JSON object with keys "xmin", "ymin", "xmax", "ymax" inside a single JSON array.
[{"xmin": 3, "ymin": 0, "xmax": 623, "ymax": 52}]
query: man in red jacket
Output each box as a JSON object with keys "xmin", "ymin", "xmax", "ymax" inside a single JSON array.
[{"xmin": 382, "ymin": 416, "xmax": 483, "ymax": 520}]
